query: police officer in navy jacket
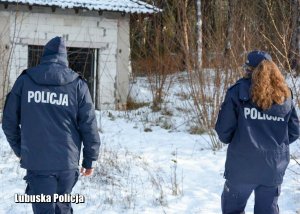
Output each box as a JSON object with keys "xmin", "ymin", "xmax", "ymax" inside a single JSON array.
[
  {"xmin": 2, "ymin": 37, "xmax": 101, "ymax": 213},
  {"xmin": 215, "ymin": 51, "xmax": 300, "ymax": 214}
]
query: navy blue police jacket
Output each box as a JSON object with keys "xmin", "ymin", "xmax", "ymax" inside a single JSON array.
[
  {"xmin": 2, "ymin": 39, "xmax": 101, "ymax": 170},
  {"xmin": 215, "ymin": 77, "xmax": 300, "ymax": 185}
]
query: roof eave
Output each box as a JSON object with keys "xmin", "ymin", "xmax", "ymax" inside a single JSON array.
[{"xmin": 0, "ymin": 1, "xmax": 161, "ymax": 15}]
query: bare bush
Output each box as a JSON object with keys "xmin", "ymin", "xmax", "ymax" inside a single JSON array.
[
  {"xmin": 78, "ymin": 142, "xmax": 183, "ymax": 211},
  {"xmin": 131, "ymin": 2, "xmax": 184, "ymax": 112},
  {"xmin": 130, "ymin": 0, "xmax": 300, "ymax": 152}
]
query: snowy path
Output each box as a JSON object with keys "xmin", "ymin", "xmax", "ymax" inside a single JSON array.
[{"xmin": 1, "ymin": 112, "xmax": 299, "ymax": 214}]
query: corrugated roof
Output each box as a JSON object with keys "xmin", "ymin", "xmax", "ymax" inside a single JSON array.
[{"xmin": 0, "ymin": 0, "xmax": 161, "ymax": 14}]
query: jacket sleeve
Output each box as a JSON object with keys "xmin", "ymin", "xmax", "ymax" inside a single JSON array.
[
  {"xmin": 2, "ymin": 78, "xmax": 23, "ymax": 158},
  {"xmin": 77, "ymin": 80, "xmax": 101, "ymax": 169},
  {"xmin": 215, "ymin": 91, "xmax": 238, "ymax": 144},
  {"xmin": 288, "ymin": 105, "xmax": 300, "ymax": 144}
]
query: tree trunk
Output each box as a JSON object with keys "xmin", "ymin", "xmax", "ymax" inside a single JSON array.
[
  {"xmin": 224, "ymin": 0, "xmax": 235, "ymax": 58},
  {"xmin": 195, "ymin": 0, "xmax": 202, "ymax": 70},
  {"xmin": 289, "ymin": 0, "xmax": 300, "ymax": 74},
  {"xmin": 202, "ymin": 0, "xmax": 216, "ymax": 51},
  {"xmin": 181, "ymin": 0, "xmax": 191, "ymax": 72},
  {"xmin": 296, "ymin": 0, "xmax": 300, "ymax": 74}
]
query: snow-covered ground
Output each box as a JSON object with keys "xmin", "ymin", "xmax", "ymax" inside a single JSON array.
[{"xmin": 0, "ymin": 74, "xmax": 300, "ymax": 214}]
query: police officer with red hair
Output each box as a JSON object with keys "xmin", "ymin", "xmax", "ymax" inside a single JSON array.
[{"xmin": 215, "ymin": 51, "xmax": 300, "ymax": 214}]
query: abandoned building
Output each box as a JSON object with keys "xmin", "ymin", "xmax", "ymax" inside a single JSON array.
[{"xmin": 0, "ymin": 0, "xmax": 159, "ymax": 110}]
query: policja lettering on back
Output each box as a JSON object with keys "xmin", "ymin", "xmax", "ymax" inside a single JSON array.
[
  {"xmin": 28, "ymin": 91, "xmax": 69, "ymax": 106},
  {"xmin": 244, "ymin": 107, "xmax": 284, "ymax": 121}
]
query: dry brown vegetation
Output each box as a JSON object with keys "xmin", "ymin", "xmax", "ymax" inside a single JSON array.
[{"xmin": 130, "ymin": 0, "xmax": 300, "ymax": 149}]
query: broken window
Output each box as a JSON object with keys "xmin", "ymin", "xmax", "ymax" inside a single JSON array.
[{"xmin": 28, "ymin": 45, "xmax": 98, "ymax": 103}]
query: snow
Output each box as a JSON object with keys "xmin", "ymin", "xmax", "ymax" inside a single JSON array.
[
  {"xmin": 0, "ymin": 0, "xmax": 161, "ymax": 14},
  {"xmin": 0, "ymin": 74, "xmax": 300, "ymax": 213}
]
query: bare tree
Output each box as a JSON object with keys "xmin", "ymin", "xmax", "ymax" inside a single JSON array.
[
  {"xmin": 289, "ymin": 0, "xmax": 300, "ymax": 74},
  {"xmin": 224, "ymin": 0, "xmax": 235, "ymax": 58},
  {"xmin": 180, "ymin": 0, "xmax": 192, "ymax": 72},
  {"xmin": 195, "ymin": 0, "xmax": 202, "ymax": 69},
  {"xmin": 0, "ymin": 10, "xmax": 21, "ymax": 114},
  {"xmin": 130, "ymin": 0, "xmax": 299, "ymax": 150},
  {"xmin": 131, "ymin": 1, "xmax": 183, "ymax": 111}
]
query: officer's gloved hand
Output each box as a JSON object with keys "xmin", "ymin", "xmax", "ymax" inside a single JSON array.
[{"xmin": 80, "ymin": 167, "xmax": 94, "ymax": 176}]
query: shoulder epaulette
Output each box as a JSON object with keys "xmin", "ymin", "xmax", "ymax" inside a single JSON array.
[{"xmin": 228, "ymin": 79, "xmax": 243, "ymax": 90}]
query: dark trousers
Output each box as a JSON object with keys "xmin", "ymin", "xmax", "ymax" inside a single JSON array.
[
  {"xmin": 24, "ymin": 169, "xmax": 79, "ymax": 214},
  {"xmin": 221, "ymin": 180, "xmax": 281, "ymax": 214}
]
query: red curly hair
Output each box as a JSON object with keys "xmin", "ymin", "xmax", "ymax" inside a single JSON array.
[{"xmin": 251, "ymin": 60, "xmax": 291, "ymax": 110}]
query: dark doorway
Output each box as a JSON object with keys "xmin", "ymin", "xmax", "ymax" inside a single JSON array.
[{"xmin": 28, "ymin": 45, "xmax": 98, "ymax": 102}]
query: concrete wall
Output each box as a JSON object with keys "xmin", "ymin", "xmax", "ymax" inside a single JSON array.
[
  {"xmin": 0, "ymin": 11, "xmax": 11, "ymax": 109},
  {"xmin": 0, "ymin": 4, "xmax": 131, "ymax": 110},
  {"xmin": 116, "ymin": 15, "xmax": 130, "ymax": 110}
]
